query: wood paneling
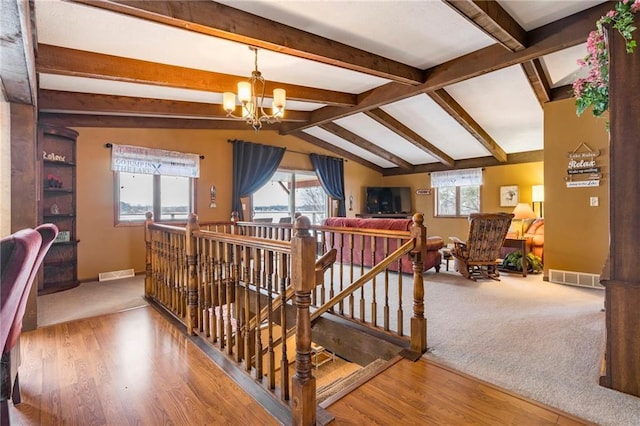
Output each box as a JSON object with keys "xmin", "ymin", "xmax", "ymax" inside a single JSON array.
[{"xmin": 602, "ymin": 14, "xmax": 640, "ymax": 397}]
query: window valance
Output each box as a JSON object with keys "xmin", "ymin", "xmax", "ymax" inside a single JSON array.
[
  {"xmin": 110, "ymin": 144, "xmax": 200, "ymax": 178},
  {"xmin": 431, "ymin": 168, "xmax": 482, "ymax": 188}
]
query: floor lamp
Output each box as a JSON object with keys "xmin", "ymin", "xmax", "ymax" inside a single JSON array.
[{"xmin": 532, "ymin": 185, "xmax": 544, "ymax": 218}]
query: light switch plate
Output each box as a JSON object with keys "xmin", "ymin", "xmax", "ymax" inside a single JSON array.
[{"xmin": 590, "ymin": 196, "xmax": 599, "ymax": 207}]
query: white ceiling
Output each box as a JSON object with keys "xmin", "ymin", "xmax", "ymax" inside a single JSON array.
[{"xmin": 31, "ymin": 0, "xmax": 609, "ymax": 174}]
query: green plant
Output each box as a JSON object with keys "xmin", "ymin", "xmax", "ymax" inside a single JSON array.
[
  {"xmin": 501, "ymin": 251, "xmax": 543, "ymax": 273},
  {"xmin": 573, "ymin": 0, "xmax": 639, "ymax": 119}
]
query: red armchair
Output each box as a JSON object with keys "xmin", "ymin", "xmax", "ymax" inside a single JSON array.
[{"xmin": 1, "ymin": 224, "xmax": 58, "ymax": 423}]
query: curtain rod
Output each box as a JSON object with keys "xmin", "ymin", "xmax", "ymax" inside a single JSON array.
[
  {"xmin": 226, "ymin": 139, "xmax": 347, "ymax": 161},
  {"xmin": 104, "ymin": 143, "xmax": 205, "ymax": 159}
]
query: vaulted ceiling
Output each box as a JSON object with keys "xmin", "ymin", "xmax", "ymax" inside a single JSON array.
[{"xmin": 2, "ymin": 0, "xmax": 610, "ymax": 175}]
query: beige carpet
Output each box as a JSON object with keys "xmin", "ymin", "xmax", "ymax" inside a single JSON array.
[
  {"xmin": 420, "ymin": 270, "xmax": 639, "ymax": 426},
  {"xmin": 37, "ymin": 275, "xmax": 147, "ymax": 327}
]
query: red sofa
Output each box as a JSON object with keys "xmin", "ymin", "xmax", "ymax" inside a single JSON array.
[{"xmin": 322, "ymin": 217, "xmax": 444, "ymax": 274}]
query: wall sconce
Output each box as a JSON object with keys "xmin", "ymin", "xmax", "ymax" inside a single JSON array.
[{"xmin": 532, "ymin": 185, "xmax": 544, "ymax": 217}]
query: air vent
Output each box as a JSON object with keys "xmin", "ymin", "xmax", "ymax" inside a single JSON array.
[
  {"xmin": 98, "ymin": 268, "xmax": 135, "ymax": 282},
  {"xmin": 548, "ymin": 269, "xmax": 603, "ymax": 289}
]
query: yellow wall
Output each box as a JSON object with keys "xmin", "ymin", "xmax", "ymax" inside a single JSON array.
[
  {"xmin": 0, "ymin": 98, "xmax": 10, "ymax": 236},
  {"xmin": 543, "ymin": 99, "xmax": 609, "ymax": 275},
  {"xmin": 380, "ymin": 162, "xmax": 543, "ymax": 245},
  {"xmin": 73, "ymin": 127, "xmax": 379, "ymax": 280}
]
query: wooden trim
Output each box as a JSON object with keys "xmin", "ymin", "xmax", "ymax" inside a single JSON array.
[
  {"xmin": 443, "ymin": 0, "xmax": 526, "ymax": 51},
  {"xmin": 319, "ymin": 122, "xmax": 414, "ymax": 170},
  {"xmin": 37, "ymin": 44, "xmax": 356, "ymax": 107}
]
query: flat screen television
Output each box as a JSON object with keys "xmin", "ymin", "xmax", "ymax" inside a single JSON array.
[{"xmin": 365, "ymin": 187, "xmax": 412, "ymax": 214}]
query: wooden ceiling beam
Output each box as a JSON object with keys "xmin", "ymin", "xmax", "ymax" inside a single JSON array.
[
  {"xmin": 38, "ymin": 112, "xmax": 282, "ymax": 130},
  {"xmin": 279, "ymin": 2, "xmax": 612, "ymax": 134},
  {"xmin": 427, "ymin": 89, "xmax": 507, "ymax": 163},
  {"xmin": 38, "ymin": 89, "xmax": 311, "ymax": 121},
  {"xmin": 363, "ymin": 109, "xmax": 455, "ymax": 167},
  {"xmin": 521, "ymin": 59, "xmax": 551, "ymax": 106},
  {"xmin": 319, "ymin": 122, "xmax": 414, "ymax": 170},
  {"xmin": 0, "ymin": 0, "xmax": 37, "ymax": 104},
  {"xmin": 443, "ymin": 0, "xmax": 527, "ymax": 51},
  {"xmin": 550, "ymin": 84, "xmax": 574, "ymax": 102},
  {"xmin": 292, "ymin": 132, "xmax": 384, "ymax": 174},
  {"xmin": 36, "ymin": 44, "xmax": 356, "ymax": 107},
  {"xmin": 382, "ymin": 150, "xmax": 544, "ymax": 176},
  {"xmin": 70, "ymin": 0, "xmax": 424, "ymax": 85}
]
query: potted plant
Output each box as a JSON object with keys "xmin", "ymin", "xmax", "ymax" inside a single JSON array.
[{"xmin": 501, "ymin": 251, "xmax": 543, "ymax": 274}]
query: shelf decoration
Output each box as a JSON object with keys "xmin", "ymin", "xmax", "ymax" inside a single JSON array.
[
  {"xmin": 47, "ymin": 173, "xmax": 63, "ymax": 188},
  {"xmin": 43, "ymin": 151, "xmax": 66, "ymax": 162}
]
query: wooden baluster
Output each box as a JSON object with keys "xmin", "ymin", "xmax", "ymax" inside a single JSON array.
[
  {"xmin": 279, "ymin": 252, "xmax": 290, "ymax": 401},
  {"xmin": 216, "ymin": 240, "xmax": 224, "ymax": 348},
  {"xmin": 233, "ymin": 242, "xmax": 243, "ymax": 362},
  {"xmin": 371, "ymin": 236, "xmax": 377, "ymax": 327},
  {"xmin": 254, "ymin": 247, "xmax": 263, "ymax": 379},
  {"xmin": 185, "ymin": 214, "xmax": 199, "ymax": 334},
  {"xmin": 384, "ymin": 237, "xmax": 390, "ymax": 331},
  {"xmin": 144, "ymin": 212, "xmax": 153, "ymax": 298},
  {"xmin": 208, "ymin": 240, "xmax": 217, "ymax": 342},
  {"xmin": 291, "ymin": 216, "xmax": 316, "ymax": 426},
  {"xmin": 410, "ymin": 213, "xmax": 427, "ymax": 354},
  {"xmin": 224, "ymin": 242, "xmax": 233, "ymax": 355},
  {"xmin": 397, "ymin": 237, "xmax": 404, "ymax": 337},
  {"xmin": 348, "ymin": 233, "xmax": 355, "ymax": 319},
  {"xmin": 243, "ymin": 245, "xmax": 252, "ymax": 372},
  {"xmin": 266, "ymin": 249, "xmax": 276, "ymax": 389}
]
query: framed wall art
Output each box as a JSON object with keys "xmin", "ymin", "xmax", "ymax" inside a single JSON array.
[{"xmin": 500, "ymin": 185, "xmax": 519, "ymax": 207}]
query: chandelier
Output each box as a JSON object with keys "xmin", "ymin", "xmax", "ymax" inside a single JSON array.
[{"xmin": 223, "ymin": 46, "xmax": 286, "ymax": 131}]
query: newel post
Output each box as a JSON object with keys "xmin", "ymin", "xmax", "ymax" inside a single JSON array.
[
  {"xmin": 409, "ymin": 213, "xmax": 427, "ymax": 354},
  {"xmin": 144, "ymin": 211, "xmax": 153, "ymax": 298},
  {"xmin": 185, "ymin": 213, "xmax": 200, "ymax": 335},
  {"xmin": 291, "ymin": 216, "xmax": 317, "ymax": 426}
]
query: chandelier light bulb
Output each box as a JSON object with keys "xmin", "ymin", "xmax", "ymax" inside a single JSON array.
[
  {"xmin": 222, "ymin": 92, "xmax": 236, "ymax": 113},
  {"xmin": 237, "ymin": 82, "xmax": 252, "ymax": 104}
]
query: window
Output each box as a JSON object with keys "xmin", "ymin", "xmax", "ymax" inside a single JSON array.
[
  {"xmin": 116, "ymin": 172, "xmax": 194, "ymax": 224},
  {"xmin": 252, "ymin": 170, "xmax": 328, "ymax": 225},
  {"xmin": 435, "ymin": 185, "xmax": 480, "ymax": 217}
]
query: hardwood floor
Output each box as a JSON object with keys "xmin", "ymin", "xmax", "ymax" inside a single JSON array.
[
  {"xmin": 7, "ymin": 306, "xmax": 593, "ymax": 425},
  {"xmin": 327, "ymin": 358, "xmax": 593, "ymax": 425},
  {"xmin": 7, "ymin": 306, "xmax": 279, "ymax": 425}
]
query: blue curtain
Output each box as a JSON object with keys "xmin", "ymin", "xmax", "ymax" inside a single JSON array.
[
  {"xmin": 232, "ymin": 140, "xmax": 285, "ymax": 220},
  {"xmin": 310, "ymin": 153, "xmax": 346, "ymax": 217}
]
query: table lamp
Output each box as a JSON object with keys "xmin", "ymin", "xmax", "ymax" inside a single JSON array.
[{"xmin": 512, "ymin": 202, "xmax": 537, "ymax": 237}]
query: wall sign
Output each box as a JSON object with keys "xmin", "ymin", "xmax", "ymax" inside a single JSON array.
[
  {"xmin": 565, "ymin": 142, "xmax": 602, "ymax": 188},
  {"xmin": 416, "ymin": 189, "xmax": 431, "ymax": 195}
]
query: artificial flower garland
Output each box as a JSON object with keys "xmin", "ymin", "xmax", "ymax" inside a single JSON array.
[{"xmin": 573, "ymin": 0, "xmax": 639, "ymax": 118}]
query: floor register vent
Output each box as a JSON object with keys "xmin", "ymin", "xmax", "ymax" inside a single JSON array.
[
  {"xmin": 99, "ymin": 268, "xmax": 135, "ymax": 282},
  {"xmin": 548, "ymin": 269, "xmax": 604, "ymax": 290}
]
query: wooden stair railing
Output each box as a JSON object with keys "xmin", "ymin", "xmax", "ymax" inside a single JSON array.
[{"xmin": 145, "ymin": 212, "xmax": 428, "ymax": 426}]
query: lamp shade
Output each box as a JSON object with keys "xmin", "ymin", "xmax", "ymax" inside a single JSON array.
[
  {"xmin": 512, "ymin": 202, "xmax": 536, "ymax": 220},
  {"xmin": 532, "ymin": 185, "xmax": 544, "ymax": 202}
]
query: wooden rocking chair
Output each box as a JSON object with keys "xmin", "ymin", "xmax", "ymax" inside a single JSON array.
[{"xmin": 449, "ymin": 213, "xmax": 514, "ymax": 281}]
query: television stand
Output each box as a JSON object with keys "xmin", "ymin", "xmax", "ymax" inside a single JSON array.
[{"xmin": 356, "ymin": 213, "xmax": 413, "ymax": 219}]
